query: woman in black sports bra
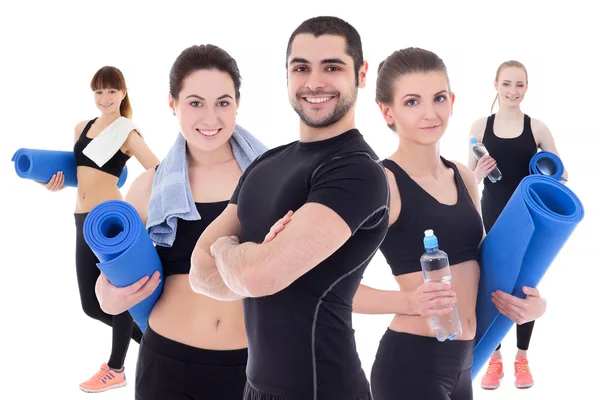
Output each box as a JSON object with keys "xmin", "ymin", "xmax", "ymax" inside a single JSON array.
[
  {"xmin": 94, "ymin": 45, "xmax": 266, "ymax": 400},
  {"xmin": 39, "ymin": 66, "xmax": 160, "ymax": 393},
  {"xmin": 468, "ymin": 60, "xmax": 568, "ymax": 390},
  {"xmin": 354, "ymin": 49, "xmax": 548, "ymax": 400}
]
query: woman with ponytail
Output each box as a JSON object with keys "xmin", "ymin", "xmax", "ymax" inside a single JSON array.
[
  {"xmin": 39, "ymin": 65, "xmax": 160, "ymax": 393},
  {"xmin": 468, "ymin": 60, "xmax": 566, "ymax": 390}
]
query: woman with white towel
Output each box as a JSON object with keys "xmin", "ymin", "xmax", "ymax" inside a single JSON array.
[
  {"xmin": 40, "ymin": 65, "xmax": 160, "ymax": 393},
  {"xmin": 94, "ymin": 44, "xmax": 269, "ymax": 399}
]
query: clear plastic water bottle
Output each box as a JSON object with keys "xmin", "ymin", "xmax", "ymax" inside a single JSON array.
[
  {"xmin": 419, "ymin": 229, "xmax": 462, "ymax": 342},
  {"xmin": 470, "ymin": 136, "xmax": 502, "ymax": 183}
]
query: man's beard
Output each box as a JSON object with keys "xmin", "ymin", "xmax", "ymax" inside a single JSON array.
[{"xmin": 291, "ymin": 86, "xmax": 357, "ymax": 128}]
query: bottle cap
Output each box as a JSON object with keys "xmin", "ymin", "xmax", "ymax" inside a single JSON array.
[{"xmin": 424, "ymin": 229, "xmax": 438, "ymax": 249}]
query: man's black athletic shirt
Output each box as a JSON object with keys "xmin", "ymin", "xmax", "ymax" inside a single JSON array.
[{"xmin": 230, "ymin": 129, "xmax": 390, "ymax": 400}]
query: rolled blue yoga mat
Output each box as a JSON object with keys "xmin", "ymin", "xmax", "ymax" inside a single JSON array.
[
  {"xmin": 11, "ymin": 148, "xmax": 128, "ymax": 188},
  {"xmin": 472, "ymin": 153, "xmax": 583, "ymax": 379},
  {"xmin": 529, "ymin": 150, "xmax": 567, "ymax": 181},
  {"xmin": 83, "ymin": 200, "xmax": 163, "ymax": 332}
]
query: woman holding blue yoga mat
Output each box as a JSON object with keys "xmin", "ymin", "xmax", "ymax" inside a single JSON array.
[
  {"xmin": 469, "ymin": 60, "xmax": 568, "ymax": 390},
  {"xmin": 39, "ymin": 66, "xmax": 160, "ymax": 393},
  {"xmin": 94, "ymin": 44, "xmax": 268, "ymax": 400}
]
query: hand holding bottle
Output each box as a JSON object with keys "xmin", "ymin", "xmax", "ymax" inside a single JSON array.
[
  {"xmin": 474, "ymin": 155, "xmax": 498, "ymax": 183},
  {"xmin": 410, "ymin": 281, "xmax": 457, "ymax": 317}
]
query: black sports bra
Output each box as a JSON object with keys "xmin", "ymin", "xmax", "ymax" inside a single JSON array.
[
  {"xmin": 73, "ymin": 118, "xmax": 132, "ymax": 178},
  {"xmin": 378, "ymin": 157, "xmax": 483, "ymax": 275},
  {"xmin": 155, "ymin": 201, "xmax": 229, "ymax": 277}
]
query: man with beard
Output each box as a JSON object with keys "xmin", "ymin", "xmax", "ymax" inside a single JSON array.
[{"xmin": 189, "ymin": 16, "xmax": 390, "ymax": 400}]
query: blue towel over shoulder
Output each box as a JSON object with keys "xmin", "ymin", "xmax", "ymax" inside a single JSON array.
[{"xmin": 146, "ymin": 124, "xmax": 268, "ymax": 247}]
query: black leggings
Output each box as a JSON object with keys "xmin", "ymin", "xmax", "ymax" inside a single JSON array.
[
  {"xmin": 75, "ymin": 213, "xmax": 143, "ymax": 369},
  {"xmin": 495, "ymin": 321, "xmax": 535, "ymax": 351},
  {"xmin": 371, "ymin": 330, "xmax": 474, "ymax": 400},
  {"xmin": 135, "ymin": 324, "xmax": 248, "ymax": 400}
]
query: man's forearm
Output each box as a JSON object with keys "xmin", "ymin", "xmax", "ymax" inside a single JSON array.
[
  {"xmin": 215, "ymin": 240, "xmax": 276, "ymax": 298},
  {"xmin": 215, "ymin": 241, "xmax": 256, "ymax": 297},
  {"xmin": 189, "ymin": 250, "xmax": 245, "ymax": 301}
]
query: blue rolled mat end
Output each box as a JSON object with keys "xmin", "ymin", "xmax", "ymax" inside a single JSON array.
[
  {"xmin": 83, "ymin": 200, "xmax": 163, "ymax": 332},
  {"xmin": 12, "ymin": 148, "xmax": 78, "ymax": 187},
  {"xmin": 529, "ymin": 150, "xmax": 567, "ymax": 182},
  {"xmin": 11, "ymin": 148, "xmax": 128, "ymax": 188},
  {"xmin": 472, "ymin": 175, "xmax": 584, "ymax": 379},
  {"xmin": 116, "ymin": 165, "xmax": 128, "ymax": 189}
]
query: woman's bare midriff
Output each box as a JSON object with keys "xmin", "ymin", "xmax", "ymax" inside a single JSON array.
[
  {"xmin": 149, "ymin": 274, "xmax": 247, "ymax": 350},
  {"xmin": 389, "ymin": 260, "xmax": 480, "ymax": 341},
  {"xmin": 75, "ymin": 167, "xmax": 124, "ymax": 213}
]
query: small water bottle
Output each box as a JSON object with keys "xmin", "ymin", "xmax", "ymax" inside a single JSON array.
[
  {"xmin": 470, "ymin": 136, "xmax": 502, "ymax": 183},
  {"xmin": 419, "ymin": 229, "xmax": 462, "ymax": 342}
]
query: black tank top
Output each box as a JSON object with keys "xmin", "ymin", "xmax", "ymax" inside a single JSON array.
[
  {"xmin": 480, "ymin": 114, "xmax": 538, "ymax": 231},
  {"xmin": 155, "ymin": 201, "xmax": 229, "ymax": 277},
  {"xmin": 379, "ymin": 157, "xmax": 483, "ymax": 275},
  {"xmin": 73, "ymin": 118, "xmax": 132, "ymax": 178},
  {"xmin": 481, "ymin": 114, "xmax": 537, "ymax": 203}
]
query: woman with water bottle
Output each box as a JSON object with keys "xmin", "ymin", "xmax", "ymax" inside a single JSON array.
[
  {"xmin": 357, "ymin": 48, "xmax": 548, "ymax": 400},
  {"xmin": 353, "ymin": 47, "xmax": 482, "ymax": 400},
  {"xmin": 468, "ymin": 60, "xmax": 567, "ymax": 390}
]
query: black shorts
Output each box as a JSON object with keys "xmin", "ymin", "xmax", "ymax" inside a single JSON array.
[
  {"xmin": 135, "ymin": 324, "xmax": 248, "ymax": 400},
  {"xmin": 371, "ymin": 329, "xmax": 474, "ymax": 400}
]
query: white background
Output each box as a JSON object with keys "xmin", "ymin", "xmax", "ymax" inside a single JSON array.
[{"xmin": 1, "ymin": 0, "xmax": 597, "ymax": 399}]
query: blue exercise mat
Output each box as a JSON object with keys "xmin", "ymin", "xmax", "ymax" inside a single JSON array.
[
  {"xmin": 472, "ymin": 154, "xmax": 583, "ymax": 378},
  {"xmin": 83, "ymin": 200, "xmax": 163, "ymax": 332},
  {"xmin": 529, "ymin": 150, "xmax": 567, "ymax": 181},
  {"xmin": 11, "ymin": 148, "xmax": 128, "ymax": 188}
]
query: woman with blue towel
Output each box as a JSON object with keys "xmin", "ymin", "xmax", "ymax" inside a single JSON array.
[
  {"xmin": 469, "ymin": 60, "xmax": 568, "ymax": 390},
  {"xmin": 40, "ymin": 65, "xmax": 160, "ymax": 392},
  {"xmin": 94, "ymin": 44, "xmax": 268, "ymax": 399}
]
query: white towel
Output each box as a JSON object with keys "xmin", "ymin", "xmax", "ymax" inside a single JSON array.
[{"xmin": 82, "ymin": 117, "xmax": 141, "ymax": 167}]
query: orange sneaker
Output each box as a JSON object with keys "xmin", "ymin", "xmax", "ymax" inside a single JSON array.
[
  {"xmin": 480, "ymin": 358, "xmax": 504, "ymax": 390},
  {"xmin": 79, "ymin": 363, "xmax": 127, "ymax": 393},
  {"xmin": 514, "ymin": 357, "xmax": 534, "ymax": 389}
]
